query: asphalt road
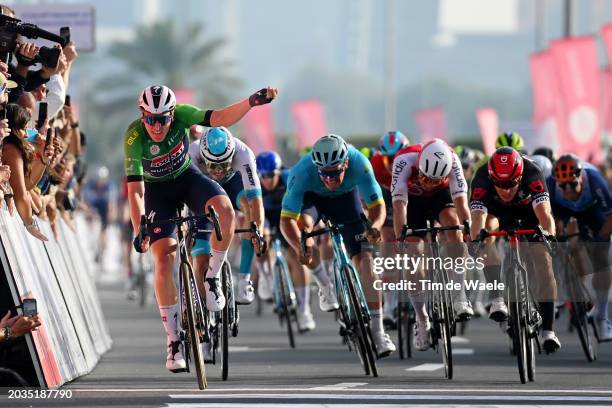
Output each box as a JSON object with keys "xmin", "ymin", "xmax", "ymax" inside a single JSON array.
[{"xmin": 3, "ymin": 278, "xmax": 612, "ymax": 408}]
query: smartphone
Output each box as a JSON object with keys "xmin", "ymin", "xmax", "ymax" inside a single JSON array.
[
  {"xmin": 22, "ymin": 299, "xmax": 37, "ymax": 317},
  {"xmin": 44, "ymin": 128, "xmax": 52, "ymax": 150},
  {"xmin": 60, "ymin": 26, "xmax": 71, "ymax": 45},
  {"xmin": 65, "ymin": 94, "xmax": 71, "ymax": 106},
  {"xmin": 37, "ymin": 102, "xmax": 48, "ymax": 130}
]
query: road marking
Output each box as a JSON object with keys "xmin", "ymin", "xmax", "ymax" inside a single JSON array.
[
  {"xmin": 405, "ymin": 363, "xmax": 444, "ymax": 371},
  {"xmin": 228, "ymin": 346, "xmax": 279, "ymax": 352},
  {"xmin": 310, "ymin": 382, "xmax": 367, "ymax": 390},
  {"xmin": 453, "ymin": 348, "xmax": 474, "ymax": 355},
  {"xmin": 451, "ymin": 336, "xmax": 470, "ymax": 344}
]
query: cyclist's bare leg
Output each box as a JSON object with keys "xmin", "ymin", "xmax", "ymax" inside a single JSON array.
[
  {"xmin": 193, "ymin": 254, "xmax": 211, "ymax": 305},
  {"xmin": 381, "ymin": 226, "xmax": 398, "ymax": 322},
  {"xmin": 531, "ymin": 243, "xmax": 557, "ymax": 332},
  {"xmin": 151, "ymin": 238, "xmax": 180, "ymax": 341},
  {"xmin": 204, "ymin": 195, "xmax": 235, "ymax": 279},
  {"xmin": 480, "ymin": 215, "xmax": 503, "ymax": 300},
  {"xmin": 439, "ymin": 207, "xmax": 469, "ymax": 303}
]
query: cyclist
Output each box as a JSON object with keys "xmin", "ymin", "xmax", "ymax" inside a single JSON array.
[
  {"xmin": 391, "ymin": 138, "xmax": 473, "ymax": 351},
  {"xmin": 84, "ymin": 166, "xmax": 117, "ymax": 267},
  {"xmin": 188, "ymin": 126, "xmax": 265, "ymax": 306},
  {"xmin": 454, "ymin": 145, "xmax": 478, "ymax": 180},
  {"xmin": 548, "ymin": 154, "xmax": 612, "ymax": 339},
  {"xmin": 280, "ymin": 134, "xmax": 397, "ymax": 357},
  {"xmin": 125, "ymin": 84, "xmax": 277, "ymax": 372},
  {"xmin": 370, "ymin": 131, "xmax": 409, "ymax": 327},
  {"xmin": 469, "ymin": 147, "xmax": 561, "ymax": 353},
  {"xmin": 255, "ymin": 151, "xmax": 316, "ymax": 332}
]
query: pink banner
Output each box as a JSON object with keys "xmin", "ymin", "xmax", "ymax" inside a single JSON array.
[
  {"xmin": 601, "ymin": 24, "xmax": 612, "ymax": 64},
  {"xmin": 241, "ymin": 104, "xmax": 276, "ymax": 154},
  {"xmin": 476, "ymin": 108, "xmax": 499, "ymax": 155},
  {"xmin": 551, "ymin": 36, "xmax": 602, "ymax": 163},
  {"xmin": 529, "ymin": 50, "xmax": 565, "ymax": 156},
  {"xmin": 291, "ymin": 100, "xmax": 328, "ymax": 150},
  {"xmin": 174, "ymin": 89, "xmax": 195, "ymax": 105},
  {"xmin": 602, "ymin": 68, "xmax": 612, "ymax": 133},
  {"xmin": 414, "ymin": 107, "xmax": 447, "ymax": 143}
]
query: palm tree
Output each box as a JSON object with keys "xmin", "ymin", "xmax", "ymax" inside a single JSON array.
[{"xmin": 82, "ymin": 20, "xmax": 241, "ymax": 173}]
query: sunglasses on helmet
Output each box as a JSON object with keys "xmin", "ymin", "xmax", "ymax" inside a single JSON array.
[{"xmin": 143, "ymin": 115, "xmax": 172, "ymax": 126}]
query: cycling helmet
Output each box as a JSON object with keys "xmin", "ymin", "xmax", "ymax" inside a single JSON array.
[
  {"xmin": 418, "ymin": 139, "xmax": 453, "ymax": 180},
  {"xmin": 311, "ymin": 134, "xmax": 349, "ymax": 168},
  {"xmin": 199, "ymin": 127, "xmax": 235, "ymax": 164},
  {"xmin": 97, "ymin": 166, "xmax": 109, "ymax": 180},
  {"xmin": 532, "ymin": 147, "xmax": 555, "ymax": 162},
  {"xmin": 454, "ymin": 145, "xmax": 476, "ymax": 168},
  {"xmin": 488, "ymin": 147, "xmax": 524, "ymax": 187},
  {"xmin": 378, "ymin": 131, "xmax": 409, "ymax": 156},
  {"xmin": 530, "ymin": 155, "xmax": 553, "ymax": 179},
  {"xmin": 139, "ymin": 85, "xmax": 176, "ymax": 114},
  {"xmin": 553, "ymin": 153, "xmax": 582, "ymax": 183},
  {"xmin": 256, "ymin": 151, "xmax": 282, "ymax": 175},
  {"xmin": 299, "ymin": 146, "xmax": 312, "ymax": 158},
  {"xmin": 495, "ymin": 132, "xmax": 524, "ymax": 151},
  {"xmin": 360, "ymin": 146, "xmax": 376, "ymax": 160}
]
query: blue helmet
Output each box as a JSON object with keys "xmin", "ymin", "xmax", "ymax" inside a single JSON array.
[
  {"xmin": 378, "ymin": 131, "xmax": 409, "ymax": 156},
  {"xmin": 256, "ymin": 151, "xmax": 282, "ymax": 176}
]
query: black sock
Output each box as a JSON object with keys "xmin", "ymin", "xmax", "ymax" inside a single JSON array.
[
  {"xmin": 539, "ymin": 301, "xmax": 554, "ymax": 331},
  {"xmin": 483, "ymin": 265, "xmax": 502, "ymax": 299}
]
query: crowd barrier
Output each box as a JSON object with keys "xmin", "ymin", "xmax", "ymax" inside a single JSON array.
[{"xmin": 0, "ymin": 209, "xmax": 112, "ymax": 388}]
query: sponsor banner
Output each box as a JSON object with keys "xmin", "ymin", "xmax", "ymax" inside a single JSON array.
[
  {"xmin": 414, "ymin": 107, "xmax": 447, "ymax": 143},
  {"xmin": 241, "ymin": 104, "xmax": 276, "ymax": 154},
  {"xmin": 601, "ymin": 68, "xmax": 612, "ymax": 135},
  {"xmin": 174, "ymin": 89, "xmax": 195, "ymax": 105},
  {"xmin": 476, "ymin": 108, "xmax": 499, "ymax": 155},
  {"xmin": 551, "ymin": 37, "xmax": 602, "ymax": 163},
  {"xmin": 601, "ymin": 23, "xmax": 612, "ymax": 64},
  {"xmin": 291, "ymin": 100, "xmax": 328, "ymax": 150}
]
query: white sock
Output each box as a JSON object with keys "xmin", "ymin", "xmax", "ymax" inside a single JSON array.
[
  {"xmin": 322, "ymin": 259, "xmax": 334, "ymax": 281},
  {"xmin": 296, "ymin": 286, "xmax": 310, "ymax": 315},
  {"xmin": 206, "ymin": 248, "xmax": 228, "ymax": 279},
  {"xmin": 311, "ymin": 263, "xmax": 330, "ymax": 286},
  {"xmin": 159, "ymin": 304, "xmax": 179, "ymax": 342},
  {"xmin": 383, "ymin": 290, "xmax": 397, "ymax": 314},
  {"xmin": 370, "ymin": 307, "xmax": 384, "ymax": 334},
  {"xmin": 240, "ymin": 273, "xmax": 251, "ymax": 281}
]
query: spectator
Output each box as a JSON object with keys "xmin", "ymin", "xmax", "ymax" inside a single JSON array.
[
  {"xmin": 16, "ymin": 92, "xmax": 35, "ymax": 116},
  {"xmin": 0, "ymin": 310, "xmax": 41, "ymax": 342}
]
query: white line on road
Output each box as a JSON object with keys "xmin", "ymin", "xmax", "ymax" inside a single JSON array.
[
  {"xmin": 453, "ymin": 348, "xmax": 475, "ymax": 355},
  {"xmin": 309, "ymin": 382, "xmax": 367, "ymax": 390},
  {"xmin": 405, "ymin": 363, "xmax": 444, "ymax": 371},
  {"xmin": 450, "ymin": 336, "xmax": 470, "ymax": 344}
]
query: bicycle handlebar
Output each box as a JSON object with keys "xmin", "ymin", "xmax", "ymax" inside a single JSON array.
[
  {"xmin": 399, "ymin": 222, "xmax": 469, "ymax": 243},
  {"xmin": 137, "ymin": 205, "xmax": 223, "ymax": 244},
  {"xmin": 476, "ymin": 225, "xmax": 553, "ymax": 254},
  {"xmin": 235, "ymin": 221, "xmax": 267, "ymax": 256}
]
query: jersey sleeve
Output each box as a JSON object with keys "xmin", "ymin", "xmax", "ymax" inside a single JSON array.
[
  {"xmin": 390, "ymin": 153, "xmax": 411, "ymax": 203},
  {"xmin": 523, "ymin": 162, "xmax": 550, "ymax": 210},
  {"xmin": 174, "ymin": 104, "xmax": 213, "ymax": 127},
  {"xmin": 123, "ymin": 121, "xmax": 144, "ymax": 181},
  {"xmin": 233, "ymin": 140, "xmax": 262, "ymax": 201},
  {"xmin": 469, "ymin": 165, "xmax": 492, "ymax": 213},
  {"xmin": 354, "ymin": 153, "xmax": 384, "ymax": 208},
  {"xmin": 586, "ymin": 168, "xmax": 612, "ymax": 216},
  {"xmin": 281, "ymin": 165, "xmax": 308, "ymax": 219},
  {"xmin": 449, "ymin": 152, "xmax": 468, "ymax": 199}
]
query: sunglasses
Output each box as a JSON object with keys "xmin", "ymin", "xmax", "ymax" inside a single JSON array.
[
  {"xmin": 205, "ymin": 161, "xmax": 232, "ymax": 173},
  {"xmin": 259, "ymin": 170, "xmax": 278, "ymax": 179},
  {"xmin": 143, "ymin": 115, "xmax": 172, "ymax": 126},
  {"xmin": 492, "ymin": 177, "xmax": 521, "ymax": 189},
  {"xmin": 418, "ymin": 172, "xmax": 445, "ymax": 187},
  {"xmin": 559, "ymin": 180, "xmax": 579, "ymax": 190},
  {"xmin": 318, "ymin": 167, "xmax": 345, "ymax": 180}
]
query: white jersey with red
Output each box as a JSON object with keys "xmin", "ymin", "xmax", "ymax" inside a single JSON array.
[{"xmin": 390, "ymin": 144, "xmax": 468, "ymax": 203}]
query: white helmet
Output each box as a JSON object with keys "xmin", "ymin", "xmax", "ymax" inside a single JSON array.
[
  {"xmin": 96, "ymin": 166, "xmax": 109, "ymax": 180},
  {"xmin": 311, "ymin": 134, "xmax": 349, "ymax": 168},
  {"xmin": 138, "ymin": 85, "xmax": 176, "ymax": 114},
  {"xmin": 418, "ymin": 139, "xmax": 453, "ymax": 180},
  {"xmin": 199, "ymin": 127, "xmax": 235, "ymax": 164}
]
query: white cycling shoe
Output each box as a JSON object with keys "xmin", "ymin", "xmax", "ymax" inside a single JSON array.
[
  {"xmin": 257, "ymin": 271, "xmax": 274, "ymax": 301},
  {"xmin": 297, "ymin": 310, "xmax": 316, "ymax": 332},
  {"xmin": 373, "ymin": 332, "xmax": 396, "ymax": 358},
  {"xmin": 166, "ymin": 340, "xmax": 187, "ymax": 372},
  {"xmin": 541, "ymin": 330, "xmax": 561, "ymax": 354},
  {"xmin": 414, "ymin": 319, "xmax": 431, "ymax": 351},
  {"xmin": 200, "ymin": 341, "xmax": 214, "ymax": 363},
  {"xmin": 204, "ymin": 277, "xmax": 226, "ymax": 312},
  {"xmin": 454, "ymin": 300, "xmax": 474, "ymax": 321},
  {"xmin": 596, "ymin": 319, "xmax": 612, "ymax": 342},
  {"xmin": 318, "ymin": 283, "xmax": 339, "ymax": 312},
  {"xmin": 236, "ymin": 277, "xmax": 255, "ymax": 305},
  {"xmin": 489, "ymin": 297, "xmax": 508, "ymax": 322}
]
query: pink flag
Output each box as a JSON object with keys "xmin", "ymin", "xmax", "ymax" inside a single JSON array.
[
  {"xmin": 601, "ymin": 24, "xmax": 612, "ymax": 64},
  {"xmin": 551, "ymin": 36, "xmax": 602, "ymax": 163},
  {"xmin": 174, "ymin": 89, "xmax": 195, "ymax": 105},
  {"xmin": 414, "ymin": 107, "xmax": 447, "ymax": 143},
  {"xmin": 529, "ymin": 49, "xmax": 565, "ymax": 156},
  {"xmin": 291, "ymin": 100, "xmax": 328, "ymax": 150},
  {"xmin": 476, "ymin": 108, "xmax": 499, "ymax": 155},
  {"xmin": 241, "ymin": 104, "xmax": 276, "ymax": 154}
]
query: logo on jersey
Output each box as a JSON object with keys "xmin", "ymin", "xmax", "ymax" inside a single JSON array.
[
  {"xmin": 528, "ymin": 180, "xmax": 545, "ymax": 193},
  {"xmin": 471, "ymin": 187, "xmax": 487, "ymax": 201},
  {"xmin": 154, "ymin": 227, "xmax": 161, "ymax": 234},
  {"xmin": 150, "ymin": 145, "xmax": 160, "ymax": 155},
  {"xmin": 243, "ymin": 164, "xmax": 255, "ymax": 187}
]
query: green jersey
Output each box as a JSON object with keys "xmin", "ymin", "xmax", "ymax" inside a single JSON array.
[{"xmin": 124, "ymin": 104, "xmax": 211, "ymax": 182}]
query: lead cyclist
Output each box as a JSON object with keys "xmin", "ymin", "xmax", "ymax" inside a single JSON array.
[{"xmin": 124, "ymin": 85, "xmax": 277, "ymax": 372}]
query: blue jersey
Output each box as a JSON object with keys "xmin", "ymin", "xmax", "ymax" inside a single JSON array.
[
  {"xmin": 547, "ymin": 166, "xmax": 612, "ymax": 216},
  {"xmin": 281, "ymin": 147, "xmax": 384, "ymax": 219},
  {"xmin": 262, "ymin": 168, "xmax": 290, "ymax": 212}
]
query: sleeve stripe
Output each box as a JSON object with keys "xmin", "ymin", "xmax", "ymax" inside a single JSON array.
[
  {"xmin": 281, "ymin": 210, "xmax": 300, "ymax": 219},
  {"xmin": 127, "ymin": 175, "xmax": 144, "ymax": 182},
  {"xmin": 201, "ymin": 110, "xmax": 213, "ymax": 127},
  {"xmin": 366, "ymin": 198, "xmax": 385, "ymax": 209}
]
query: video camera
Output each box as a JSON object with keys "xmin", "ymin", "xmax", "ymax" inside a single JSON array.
[{"xmin": 0, "ymin": 14, "xmax": 68, "ymax": 65}]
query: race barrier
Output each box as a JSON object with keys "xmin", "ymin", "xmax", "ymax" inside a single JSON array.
[{"xmin": 0, "ymin": 209, "xmax": 112, "ymax": 388}]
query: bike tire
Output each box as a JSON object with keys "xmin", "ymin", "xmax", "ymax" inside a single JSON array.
[
  {"xmin": 344, "ymin": 265, "xmax": 378, "ymax": 378},
  {"xmin": 181, "ymin": 262, "xmax": 207, "ymax": 389},
  {"xmin": 406, "ymin": 307, "xmax": 414, "ymax": 359},
  {"xmin": 397, "ymin": 300, "xmax": 405, "ymax": 360},
  {"xmin": 438, "ymin": 287, "xmax": 453, "ymax": 380},
  {"xmin": 572, "ymin": 301, "xmax": 597, "ymax": 362},
  {"xmin": 276, "ymin": 261, "xmax": 296, "ymax": 348},
  {"xmin": 221, "ymin": 263, "xmax": 230, "ymax": 380}
]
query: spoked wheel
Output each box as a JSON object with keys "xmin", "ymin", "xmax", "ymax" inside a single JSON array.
[
  {"xmin": 221, "ymin": 263, "xmax": 230, "ymax": 380},
  {"xmin": 510, "ymin": 300, "xmax": 527, "ymax": 384},
  {"xmin": 276, "ymin": 261, "xmax": 296, "ymax": 348},
  {"xmin": 397, "ymin": 301, "xmax": 405, "ymax": 359},
  {"xmin": 572, "ymin": 301, "xmax": 597, "ymax": 362},
  {"xmin": 344, "ymin": 265, "xmax": 377, "ymax": 377},
  {"xmin": 181, "ymin": 262, "xmax": 207, "ymax": 389}
]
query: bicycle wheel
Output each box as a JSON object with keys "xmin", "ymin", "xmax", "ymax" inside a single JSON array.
[
  {"xmin": 181, "ymin": 262, "xmax": 207, "ymax": 389},
  {"xmin": 221, "ymin": 263, "xmax": 230, "ymax": 380},
  {"xmin": 276, "ymin": 260, "xmax": 295, "ymax": 348},
  {"xmin": 438, "ymin": 289, "xmax": 453, "ymax": 379},
  {"xmin": 397, "ymin": 300, "xmax": 405, "ymax": 360},
  {"xmin": 344, "ymin": 265, "xmax": 378, "ymax": 377},
  {"xmin": 509, "ymin": 271, "xmax": 527, "ymax": 384},
  {"xmin": 566, "ymin": 265, "xmax": 597, "ymax": 361}
]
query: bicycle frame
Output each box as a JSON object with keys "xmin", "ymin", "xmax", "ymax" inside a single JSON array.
[{"xmin": 272, "ymin": 238, "xmax": 297, "ymax": 312}]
